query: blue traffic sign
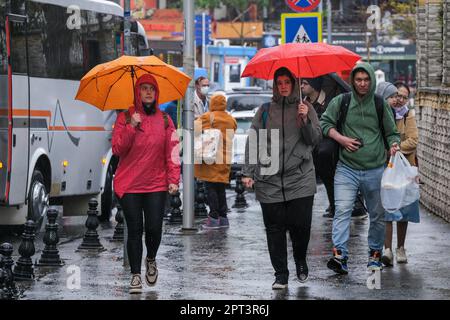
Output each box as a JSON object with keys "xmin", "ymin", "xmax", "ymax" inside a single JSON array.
[
  {"xmin": 195, "ymin": 14, "xmax": 212, "ymax": 46},
  {"xmin": 281, "ymin": 13, "xmax": 322, "ymax": 44}
]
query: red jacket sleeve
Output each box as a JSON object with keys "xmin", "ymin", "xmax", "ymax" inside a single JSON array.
[
  {"xmin": 112, "ymin": 112, "xmax": 137, "ymax": 157},
  {"xmin": 165, "ymin": 116, "xmax": 181, "ymax": 186}
]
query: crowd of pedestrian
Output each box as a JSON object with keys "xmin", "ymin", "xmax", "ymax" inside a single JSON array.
[
  {"xmin": 111, "ymin": 62, "xmax": 420, "ymax": 293},
  {"xmin": 242, "ymin": 62, "xmax": 419, "ymax": 289}
]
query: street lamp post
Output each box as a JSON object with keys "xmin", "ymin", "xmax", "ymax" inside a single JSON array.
[
  {"xmin": 124, "ymin": 0, "xmax": 131, "ymax": 56},
  {"xmin": 123, "ymin": 0, "xmax": 131, "ymax": 267},
  {"xmin": 182, "ymin": 0, "xmax": 196, "ymax": 231},
  {"xmin": 327, "ymin": 0, "xmax": 332, "ymax": 44}
]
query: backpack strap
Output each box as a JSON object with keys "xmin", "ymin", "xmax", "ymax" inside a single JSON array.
[
  {"xmin": 261, "ymin": 102, "xmax": 270, "ymax": 129},
  {"xmin": 374, "ymin": 94, "xmax": 390, "ymax": 150},
  {"xmin": 337, "ymin": 92, "xmax": 351, "ymax": 133}
]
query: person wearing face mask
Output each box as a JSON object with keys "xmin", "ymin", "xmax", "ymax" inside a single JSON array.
[
  {"xmin": 193, "ymin": 76, "xmax": 210, "ymax": 118},
  {"xmin": 377, "ymin": 81, "xmax": 419, "ymax": 267},
  {"xmin": 242, "ymin": 67, "xmax": 322, "ymax": 289},
  {"xmin": 112, "ymin": 74, "xmax": 181, "ymax": 294}
]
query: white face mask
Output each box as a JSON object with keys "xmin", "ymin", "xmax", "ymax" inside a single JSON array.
[{"xmin": 200, "ymin": 86, "xmax": 209, "ymax": 95}]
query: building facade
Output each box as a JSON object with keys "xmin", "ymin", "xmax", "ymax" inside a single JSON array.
[{"xmin": 416, "ymin": 0, "xmax": 450, "ymax": 222}]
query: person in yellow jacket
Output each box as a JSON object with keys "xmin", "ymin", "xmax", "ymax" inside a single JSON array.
[
  {"xmin": 376, "ymin": 81, "xmax": 419, "ymax": 267},
  {"xmin": 195, "ymin": 94, "xmax": 237, "ymax": 229}
]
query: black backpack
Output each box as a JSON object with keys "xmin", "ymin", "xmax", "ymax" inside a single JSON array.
[{"xmin": 332, "ymin": 92, "xmax": 392, "ymax": 166}]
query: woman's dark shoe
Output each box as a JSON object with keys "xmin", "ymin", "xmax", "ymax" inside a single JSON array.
[
  {"xmin": 296, "ymin": 260, "xmax": 309, "ymax": 283},
  {"xmin": 272, "ymin": 277, "xmax": 288, "ymax": 290},
  {"xmin": 129, "ymin": 274, "xmax": 143, "ymax": 294},
  {"xmin": 145, "ymin": 258, "xmax": 158, "ymax": 286}
]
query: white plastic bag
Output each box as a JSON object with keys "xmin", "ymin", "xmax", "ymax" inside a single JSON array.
[
  {"xmin": 381, "ymin": 152, "xmax": 420, "ymax": 213},
  {"xmin": 194, "ymin": 128, "xmax": 221, "ymax": 163}
]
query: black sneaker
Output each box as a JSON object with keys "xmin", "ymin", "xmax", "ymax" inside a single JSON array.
[
  {"xmin": 367, "ymin": 249, "xmax": 383, "ymax": 271},
  {"xmin": 271, "ymin": 276, "xmax": 288, "ymax": 290},
  {"xmin": 296, "ymin": 260, "xmax": 309, "ymax": 283},
  {"xmin": 327, "ymin": 248, "xmax": 349, "ymax": 275}
]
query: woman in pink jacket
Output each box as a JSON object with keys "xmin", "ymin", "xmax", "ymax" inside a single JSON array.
[{"xmin": 112, "ymin": 74, "xmax": 180, "ymax": 294}]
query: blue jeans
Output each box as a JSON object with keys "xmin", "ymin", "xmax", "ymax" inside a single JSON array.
[{"xmin": 332, "ymin": 161, "xmax": 385, "ymax": 257}]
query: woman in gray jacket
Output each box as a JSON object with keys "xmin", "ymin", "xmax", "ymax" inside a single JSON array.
[{"xmin": 242, "ymin": 67, "xmax": 321, "ymax": 289}]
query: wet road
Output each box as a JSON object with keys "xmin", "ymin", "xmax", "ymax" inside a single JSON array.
[{"xmin": 4, "ymin": 183, "xmax": 450, "ymax": 300}]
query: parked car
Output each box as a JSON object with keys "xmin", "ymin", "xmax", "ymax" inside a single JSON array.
[{"xmin": 225, "ymin": 87, "xmax": 272, "ymax": 113}]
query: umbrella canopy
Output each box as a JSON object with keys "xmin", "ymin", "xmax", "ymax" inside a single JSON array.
[
  {"xmin": 75, "ymin": 55, "xmax": 192, "ymax": 110},
  {"xmin": 241, "ymin": 42, "xmax": 361, "ymax": 80}
]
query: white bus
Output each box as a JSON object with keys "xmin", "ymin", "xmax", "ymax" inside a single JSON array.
[{"xmin": 0, "ymin": 0, "xmax": 148, "ymax": 226}]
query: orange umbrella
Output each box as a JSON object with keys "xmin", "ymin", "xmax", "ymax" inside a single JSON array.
[{"xmin": 75, "ymin": 55, "xmax": 192, "ymax": 110}]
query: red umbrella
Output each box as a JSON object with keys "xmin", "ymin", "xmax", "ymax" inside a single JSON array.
[{"xmin": 241, "ymin": 42, "xmax": 361, "ymax": 80}]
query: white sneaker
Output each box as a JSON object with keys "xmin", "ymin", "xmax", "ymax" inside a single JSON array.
[
  {"xmin": 381, "ymin": 248, "xmax": 394, "ymax": 267},
  {"xmin": 396, "ymin": 247, "xmax": 408, "ymax": 264},
  {"xmin": 271, "ymin": 281, "xmax": 288, "ymax": 290}
]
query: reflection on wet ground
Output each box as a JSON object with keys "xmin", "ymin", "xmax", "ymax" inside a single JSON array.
[{"xmin": 2, "ymin": 184, "xmax": 450, "ymax": 300}]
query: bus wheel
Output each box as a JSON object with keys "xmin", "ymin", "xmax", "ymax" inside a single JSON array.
[
  {"xmin": 99, "ymin": 163, "xmax": 114, "ymax": 222},
  {"xmin": 28, "ymin": 169, "xmax": 49, "ymax": 230}
]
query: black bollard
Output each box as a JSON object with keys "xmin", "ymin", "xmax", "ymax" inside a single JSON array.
[
  {"xmin": 77, "ymin": 198, "xmax": 106, "ymax": 252},
  {"xmin": 0, "ymin": 243, "xmax": 19, "ymax": 299},
  {"xmin": 36, "ymin": 209, "xmax": 64, "ymax": 266},
  {"xmin": 111, "ymin": 203, "xmax": 124, "ymax": 242},
  {"xmin": 232, "ymin": 171, "xmax": 248, "ymax": 209},
  {"xmin": 168, "ymin": 190, "xmax": 183, "ymax": 224},
  {"xmin": 195, "ymin": 180, "xmax": 208, "ymax": 217},
  {"xmin": 13, "ymin": 220, "xmax": 36, "ymax": 280},
  {"xmin": 0, "ymin": 254, "xmax": 6, "ymax": 299}
]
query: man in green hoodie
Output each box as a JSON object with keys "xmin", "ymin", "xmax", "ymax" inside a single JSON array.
[{"xmin": 320, "ymin": 62, "xmax": 400, "ymax": 274}]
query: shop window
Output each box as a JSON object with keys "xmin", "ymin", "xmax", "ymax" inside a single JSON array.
[{"xmin": 229, "ymin": 64, "xmax": 241, "ymax": 83}]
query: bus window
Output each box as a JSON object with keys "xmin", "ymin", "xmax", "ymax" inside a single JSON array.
[
  {"xmin": 0, "ymin": 0, "xmax": 6, "ymax": 76},
  {"xmin": 229, "ymin": 64, "xmax": 241, "ymax": 83},
  {"xmin": 25, "ymin": 1, "xmax": 122, "ymax": 80},
  {"xmin": 138, "ymin": 35, "xmax": 149, "ymax": 56},
  {"xmin": 131, "ymin": 21, "xmax": 149, "ymax": 56}
]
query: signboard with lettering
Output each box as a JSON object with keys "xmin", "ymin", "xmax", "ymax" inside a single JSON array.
[{"xmin": 195, "ymin": 14, "xmax": 212, "ymax": 47}]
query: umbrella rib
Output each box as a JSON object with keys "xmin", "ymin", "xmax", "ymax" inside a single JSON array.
[
  {"xmin": 134, "ymin": 65, "xmax": 185, "ymax": 97},
  {"xmin": 267, "ymin": 59, "xmax": 278, "ymax": 81},
  {"xmin": 335, "ymin": 54, "xmax": 359, "ymax": 69},
  {"xmin": 78, "ymin": 66, "xmax": 129, "ymax": 94},
  {"xmin": 102, "ymin": 68, "xmax": 129, "ymax": 108},
  {"xmin": 302, "ymin": 55, "xmax": 315, "ymax": 77}
]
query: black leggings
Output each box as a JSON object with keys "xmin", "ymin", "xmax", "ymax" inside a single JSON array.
[
  {"xmin": 260, "ymin": 196, "xmax": 314, "ymax": 281},
  {"xmin": 205, "ymin": 182, "xmax": 228, "ymax": 219},
  {"xmin": 119, "ymin": 192, "xmax": 166, "ymax": 274},
  {"xmin": 313, "ymin": 138, "xmax": 336, "ymax": 210}
]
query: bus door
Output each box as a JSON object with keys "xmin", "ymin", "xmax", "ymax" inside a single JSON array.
[
  {"xmin": 3, "ymin": 5, "xmax": 30, "ymax": 206},
  {"xmin": 0, "ymin": 0, "xmax": 8, "ymax": 204}
]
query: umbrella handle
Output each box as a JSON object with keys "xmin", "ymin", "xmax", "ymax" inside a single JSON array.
[
  {"xmin": 131, "ymin": 66, "xmax": 136, "ymax": 105},
  {"xmin": 298, "ymin": 77, "xmax": 303, "ymax": 103}
]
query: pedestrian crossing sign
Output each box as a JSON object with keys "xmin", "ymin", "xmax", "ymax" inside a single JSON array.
[{"xmin": 281, "ymin": 12, "xmax": 322, "ymax": 44}]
